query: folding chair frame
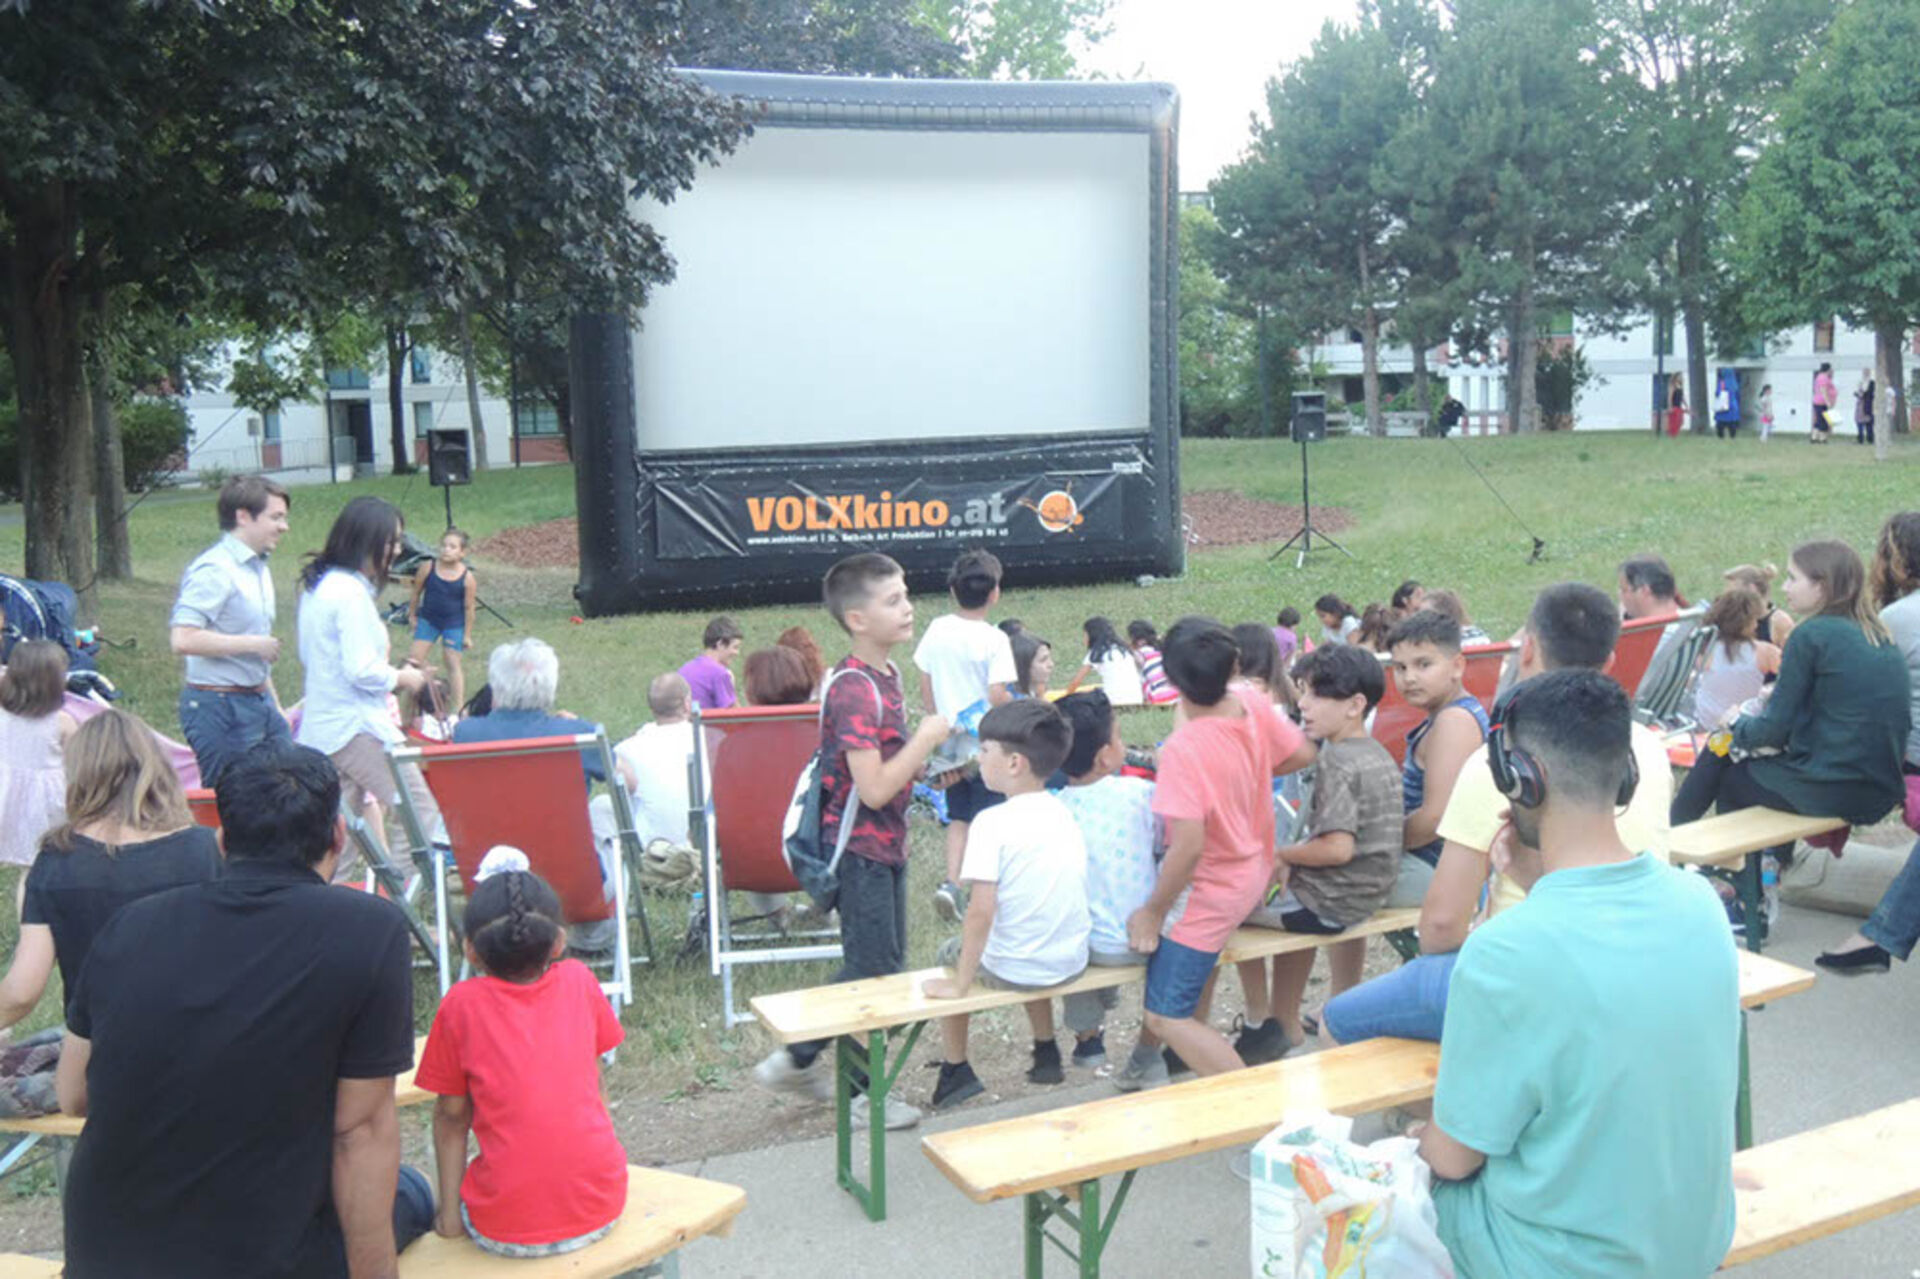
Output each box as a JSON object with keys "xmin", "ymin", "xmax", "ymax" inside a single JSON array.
[
  {"xmin": 1636, "ymin": 622, "xmax": 1718, "ymax": 728},
  {"xmin": 386, "ymin": 732, "xmax": 652, "ymax": 1012},
  {"xmin": 688, "ymin": 707, "xmax": 842, "ymax": 1029}
]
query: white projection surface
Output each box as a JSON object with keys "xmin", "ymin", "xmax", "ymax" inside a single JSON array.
[{"xmin": 632, "ymin": 127, "xmax": 1152, "ymax": 452}]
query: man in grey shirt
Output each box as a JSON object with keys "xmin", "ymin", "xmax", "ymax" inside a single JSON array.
[{"xmin": 171, "ymin": 475, "xmax": 293, "ymax": 786}]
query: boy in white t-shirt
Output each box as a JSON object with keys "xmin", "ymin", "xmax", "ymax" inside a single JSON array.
[
  {"xmin": 914, "ymin": 550, "xmax": 1017, "ymax": 922},
  {"xmin": 1052, "ymin": 691, "xmax": 1167, "ymax": 1087},
  {"xmin": 922, "ymin": 699, "xmax": 1089, "ymax": 1110}
]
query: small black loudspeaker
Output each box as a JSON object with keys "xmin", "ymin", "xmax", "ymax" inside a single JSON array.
[
  {"xmin": 1290, "ymin": 391, "xmax": 1327, "ymax": 443},
  {"xmin": 427, "ymin": 429, "xmax": 472, "ymax": 487}
]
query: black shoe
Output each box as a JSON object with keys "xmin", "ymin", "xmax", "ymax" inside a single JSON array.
[
  {"xmin": 1027, "ymin": 1040, "xmax": 1064, "ymax": 1085},
  {"xmin": 1071, "ymin": 1032, "xmax": 1107, "ymax": 1069},
  {"xmin": 1815, "ymin": 944, "xmax": 1892, "ymax": 975},
  {"xmin": 931, "ymin": 1060, "xmax": 985, "ymax": 1110},
  {"xmin": 1162, "ymin": 1046, "xmax": 1193, "ymax": 1078},
  {"xmin": 1233, "ymin": 1017, "xmax": 1289, "ymax": 1066}
]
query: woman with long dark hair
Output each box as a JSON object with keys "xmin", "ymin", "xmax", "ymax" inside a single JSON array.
[
  {"xmin": 296, "ymin": 497, "xmax": 434, "ymax": 864},
  {"xmin": 1817, "ymin": 514, "xmax": 1920, "ymax": 974}
]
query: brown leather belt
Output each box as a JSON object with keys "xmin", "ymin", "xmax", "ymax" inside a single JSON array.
[{"xmin": 185, "ymin": 682, "xmax": 270, "ymax": 695}]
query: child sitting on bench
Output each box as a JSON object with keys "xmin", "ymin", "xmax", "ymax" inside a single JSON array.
[
  {"xmin": 1233, "ymin": 645, "xmax": 1402, "ymax": 1063},
  {"xmin": 417, "ymin": 856, "xmax": 629, "ymax": 1258},
  {"xmin": 922, "ymin": 700, "xmax": 1089, "ymax": 1109},
  {"xmin": 1051, "ymin": 692, "xmax": 1165, "ymax": 1089}
]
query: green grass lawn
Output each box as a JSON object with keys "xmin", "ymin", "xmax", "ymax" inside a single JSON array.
[{"xmin": 0, "ymin": 429, "xmax": 1912, "ymax": 1149}]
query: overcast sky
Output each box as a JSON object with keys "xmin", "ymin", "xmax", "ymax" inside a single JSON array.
[{"xmin": 1080, "ymin": 0, "xmax": 1362, "ymax": 190}]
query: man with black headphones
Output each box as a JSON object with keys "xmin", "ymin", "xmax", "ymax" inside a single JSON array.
[{"xmin": 1416, "ymin": 670, "xmax": 1739, "ymax": 1279}]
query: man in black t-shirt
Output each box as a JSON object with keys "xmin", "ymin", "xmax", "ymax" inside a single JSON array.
[{"xmin": 56, "ymin": 747, "xmax": 430, "ymax": 1279}]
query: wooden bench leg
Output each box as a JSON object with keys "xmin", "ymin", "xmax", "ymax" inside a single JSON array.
[
  {"xmin": 1021, "ymin": 1172, "xmax": 1136, "ymax": 1278},
  {"xmin": 834, "ymin": 1021, "xmax": 926, "ymax": 1223},
  {"xmin": 1735, "ymin": 1011, "xmax": 1753, "ymax": 1152},
  {"xmin": 1736, "ymin": 852, "xmax": 1768, "ymax": 953}
]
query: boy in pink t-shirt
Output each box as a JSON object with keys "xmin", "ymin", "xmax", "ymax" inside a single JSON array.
[{"xmin": 1129, "ymin": 616, "xmax": 1314, "ymax": 1076}]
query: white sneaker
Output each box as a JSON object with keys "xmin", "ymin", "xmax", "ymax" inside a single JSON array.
[
  {"xmin": 753, "ymin": 1049, "xmax": 834, "ymax": 1103},
  {"xmin": 851, "ymin": 1093, "xmax": 922, "ymax": 1131}
]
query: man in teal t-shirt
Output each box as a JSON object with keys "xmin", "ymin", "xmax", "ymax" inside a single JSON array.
[{"xmin": 1418, "ymin": 670, "xmax": 1739, "ymax": 1278}]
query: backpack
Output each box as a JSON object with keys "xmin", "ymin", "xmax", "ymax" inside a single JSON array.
[{"xmin": 782, "ymin": 665, "xmax": 885, "ymax": 910}]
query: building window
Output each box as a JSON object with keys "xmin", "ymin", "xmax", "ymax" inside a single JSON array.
[
  {"xmin": 1813, "ymin": 318, "xmax": 1835, "ymax": 353},
  {"xmin": 412, "ymin": 402, "xmax": 434, "ymax": 437},
  {"xmin": 410, "ymin": 345, "xmax": 431, "ymax": 384},
  {"xmin": 1652, "ymin": 311, "xmax": 1674, "ymax": 357},
  {"xmin": 325, "ymin": 366, "xmax": 370, "ymax": 390},
  {"xmin": 262, "ymin": 409, "xmax": 282, "ymax": 442},
  {"xmin": 515, "ymin": 399, "xmax": 561, "ymax": 436}
]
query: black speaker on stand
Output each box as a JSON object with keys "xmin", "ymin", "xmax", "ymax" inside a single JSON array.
[
  {"xmin": 427, "ymin": 429, "xmax": 472, "ymax": 531},
  {"xmin": 1270, "ymin": 392, "xmax": 1350, "ymax": 567}
]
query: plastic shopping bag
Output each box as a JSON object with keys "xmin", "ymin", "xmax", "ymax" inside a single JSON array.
[{"xmin": 1249, "ymin": 1111, "xmax": 1455, "ymax": 1279}]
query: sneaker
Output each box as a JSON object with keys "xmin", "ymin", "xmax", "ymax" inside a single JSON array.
[
  {"xmin": 933, "ymin": 880, "xmax": 965, "ymax": 924},
  {"xmin": 1162, "ymin": 1046, "xmax": 1193, "ymax": 1079},
  {"xmin": 1725, "ymin": 897, "xmax": 1747, "ymax": 935},
  {"xmin": 931, "ymin": 1061, "xmax": 985, "ymax": 1111},
  {"xmin": 1071, "ymin": 1033, "xmax": 1108, "ymax": 1070},
  {"xmin": 753, "ymin": 1049, "xmax": 834, "ymax": 1103},
  {"xmin": 850, "ymin": 1092, "xmax": 922, "ymax": 1131},
  {"xmin": 1113, "ymin": 1045, "xmax": 1169, "ymax": 1092},
  {"xmin": 1231, "ymin": 1016, "xmax": 1287, "ymax": 1066},
  {"xmin": 1027, "ymin": 1040, "xmax": 1064, "ymax": 1085}
]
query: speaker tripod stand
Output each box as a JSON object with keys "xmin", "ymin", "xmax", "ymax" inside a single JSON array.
[{"xmin": 1269, "ymin": 433, "xmax": 1349, "ymax": 569}]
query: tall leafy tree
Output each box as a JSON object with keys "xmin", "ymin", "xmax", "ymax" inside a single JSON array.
[
  {"xmin": 1211, "ymin": 18, "xmax": 1416, "ymax": 436},
  {"xmin": 1419, "ymin": 0, "xmax": 1644, "ymax": 432},
  {"xmin": 0, "ymin": 0, "xmax": 744, "ymax": 592},
  {"xmin": 929, "ymin": 0, "xmax": 1113, "ymax": 78},
  {"xmin": 1596, "ymin": 0, "xmax": 1831, "ymax": 432},
  {"xmin": 676, "ymin": 0, "xmax": 959, "ymax": 74},
  {"xmin": 1734, "ymin": 0, "xmax": 1920, "ymax": 460}
]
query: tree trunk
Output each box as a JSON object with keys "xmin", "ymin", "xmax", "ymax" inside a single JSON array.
[
  {"xmin": 1506, "ymin": 286, "xmax": 1539, "ymax": 434},
  {"xmin": 1683, "ymin": 302, "xmax": 1709, "ymax": 435},
  {"xmin": 1874, "ymin": 321, "xmax": 1903, "ymax": 462},
  {"xmin": 1357, "ymin": 241, "xmax": 1383, "ymax": 437},
  {"xmin": 90, "ymin": 290, "xmax": 133, "ymax": 582},
  {"xmin": 385, "ymin": 323, "xmax": 413, "ymax": 475},
  {"xmin": 458, "ymin": 305, "xmax": 490, "ymax": 471},
  {"xmin": 1411, "ymin": 338, "xmax": 1431, "ymax": 434},
  {"xmin": 6, "ymin": 183, "xmax": 98, "ymax": 621}
]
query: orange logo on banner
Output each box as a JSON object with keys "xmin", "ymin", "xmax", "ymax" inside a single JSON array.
[{"xmin": 1019, "ymin": 488, "xmax": 1084, "ymax": 534}]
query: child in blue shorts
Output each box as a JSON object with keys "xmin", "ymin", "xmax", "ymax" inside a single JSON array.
[{"xmin": 409, "ymin": 528, "xmax": 477, "ymax": 711}]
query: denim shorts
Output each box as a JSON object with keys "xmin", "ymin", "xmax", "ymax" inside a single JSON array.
[
  {"xmin": 1143, "ymin": 936, "xmax": 1219, "ymax": 1019},
  {"xmin": 414, "ymin": 618, "xmax": 466, "ymax": 651},
  {"xmin": 1320, "ymin": 950, "xmax": 1458, "ymax": 1045}
]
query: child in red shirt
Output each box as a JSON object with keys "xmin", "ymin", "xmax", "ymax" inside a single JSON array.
[{"xmin": 417, "ymin": 865, "xmax": 628, "ymax": 1256}]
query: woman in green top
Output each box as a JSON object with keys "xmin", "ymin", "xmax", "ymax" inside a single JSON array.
[{"xmin": 1671, "ymin": 539, "xmax": 1909, "ymax": 829}]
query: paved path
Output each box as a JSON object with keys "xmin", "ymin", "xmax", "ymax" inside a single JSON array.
[{"xmin": 671, "ymin": 894, "xmax": 1920, "ymax": 1277}]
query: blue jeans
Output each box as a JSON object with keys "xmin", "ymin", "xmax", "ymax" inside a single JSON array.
[
  {"xmin": 1862, "ymin": 836, "xmax": 1920, "ymax": 961},
  {"xmin": 394, "ymin": 1165, "xmax": 435, "ymax": 1252},
  {"xmin": 178, "ymin": 687, "xmax": 292, "ymax": 789},
  {"xmin": 1321, "ymin": 951, "xmax": 1458, "ymax": 1045}
]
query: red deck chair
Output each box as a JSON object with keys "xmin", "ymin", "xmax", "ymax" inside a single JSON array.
[
  {"xmin": 1370, "ymin": 641, "xmax": 1516, "ymax": 766},
  {"xmin": 386, "ymin": 731, "xmax": 648, "ymax": 1010},
  {"xmin": 690, "ymin": 704, "xmax": 842, "ymax": 1028},
  {"xmin": 1611, "ymin": 612, "xmax": 1675, "ymax": 698},
  {"xmin": 185, "ymin": 788, "xmax": 222, "ymax": 828}
]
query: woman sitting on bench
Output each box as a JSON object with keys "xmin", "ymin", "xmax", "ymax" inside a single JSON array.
[
  {"xmin": 0, "ymin": 710, "xmax": 219, "ymax": 1115},
  {"xmin": 1671, "ymin": 540, "xmax": 1908, "ymax": 851},
  {"xmin": 1819, "ymin": 513, "xmax": 1920, "ymax": 974}
]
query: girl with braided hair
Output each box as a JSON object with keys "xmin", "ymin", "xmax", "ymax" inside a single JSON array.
[{"xmin": 415, "ymin": 860, "xmax": 629, "ymax": 1256}]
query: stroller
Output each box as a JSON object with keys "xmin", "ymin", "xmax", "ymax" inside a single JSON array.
[{"xmin": 0, "ymin": 573, "xmax": 116, "ymax": 699}]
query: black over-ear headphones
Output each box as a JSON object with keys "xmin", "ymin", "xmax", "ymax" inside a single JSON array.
[{"xmin": 1486, "ymin": 683, "xmax": 1638, "ymax": 811}]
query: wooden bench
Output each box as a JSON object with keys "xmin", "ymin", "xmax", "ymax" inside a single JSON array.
[
  {"xmin": 923, "ymin": 951, "xmax": 1814, "ymax": 1277},
  {"xmin": 1671, "ymin": 807, "xmax": 1849, "ymax": 952},
  {"xmin": 749, "ymin": 907, "xmax": 1421, "ymax": 1222},
  {"xmin": 399, "ymin": 1165, "xmax": 745, "ymax": 1279},
  {"xmin": 1722, "ymin": 1097, "xmax": 1920, "ymax": 1269},
  {"xmin": 0, "ymin": 1039, "xmax": 435, "ymax": 1191},
  {"xmin": 0, "ymin": 1257, "xmax": 58, "ymax": 1279}
]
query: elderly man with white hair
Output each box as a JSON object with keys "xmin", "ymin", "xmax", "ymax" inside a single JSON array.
[
  {"xmin": 453, "ymin": 638, "xmax": 616, "ymax": 952},
  {"xmin": 452, "ymin": 638, "xmax": 608, "ymax": 783}
]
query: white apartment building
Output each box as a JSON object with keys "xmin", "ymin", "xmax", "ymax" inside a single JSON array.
[
  {"xmin": 179, "ymin": 343, "xmax": 566, "ymax": 484},
  {"xmin": 1310, "ymin": 313, "xmax": 1907, "ymax": 434}
]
